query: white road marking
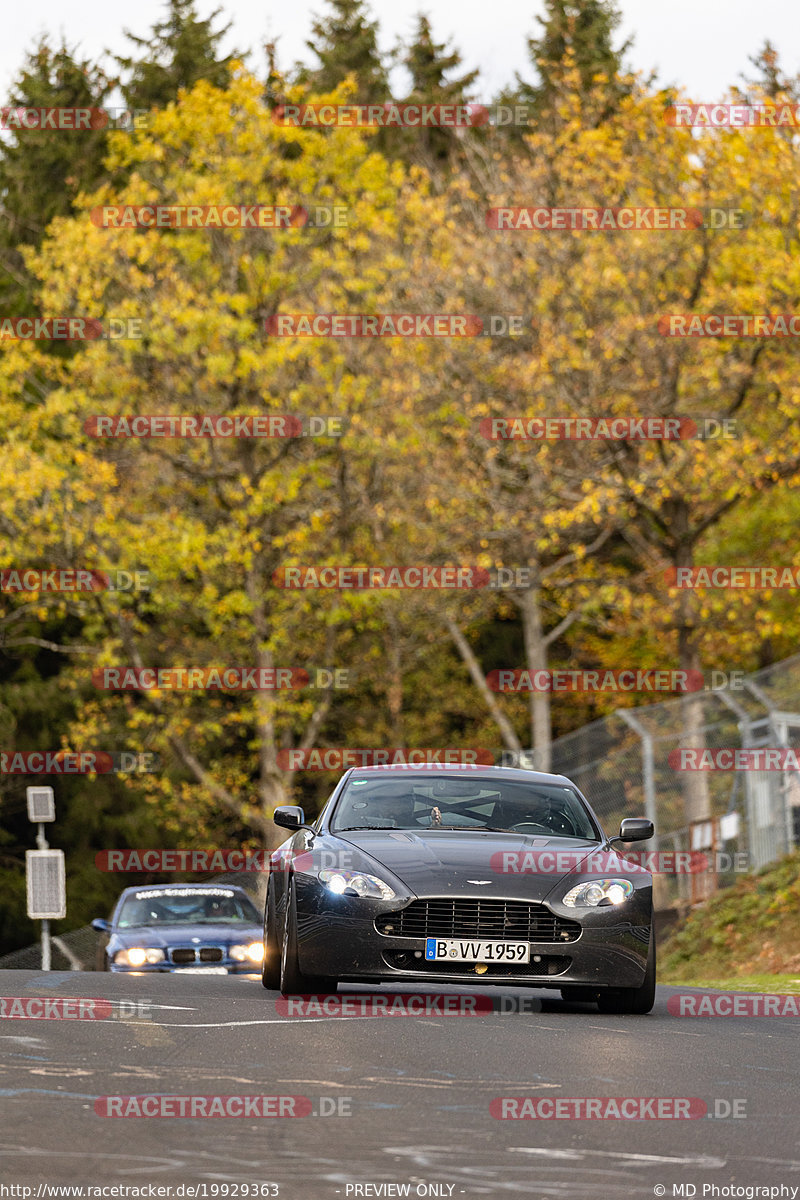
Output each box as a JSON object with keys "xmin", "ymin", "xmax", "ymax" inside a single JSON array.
[
  {"xmin": 587, "ymin": 1023, "xmax": 704, "ymax": 1037},
  {"xmin": 510, "ymin": 1148, "xmax": 727, "ymax": 1167},
  {"xmin": 142, "ymin": 1016, "xmax": 389, "ymax": 1027},
  {"xmin": 141, "ymin": 1004, "xmax": 196, "ymax": 1011}
]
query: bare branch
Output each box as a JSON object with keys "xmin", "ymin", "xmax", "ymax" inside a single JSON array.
[
  {"xmin": 445, "ymin": 615, "xmax": 521, "ymax": 753},
  {"xmin": 542, "ymin": 609, "xmax": 579, "ymax": 648},
  {"xmin": 1, "ymin": 637, "xmax": 97, "ymax": 654},
  {"xmin": 167, "ymin": 732, "xmax": 272, "ymax": 839}
]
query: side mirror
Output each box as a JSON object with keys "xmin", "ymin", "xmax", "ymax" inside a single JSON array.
[
  {"xmin": 617, "ymin": 818, "xmax": 655, "ymax": 843},
  {"xmin": 273, "ymin": 805, "xmax": 306, "ymax": 831},
  {"xmin": 92, "ymin": 918, "xmax": 111, "ymax": 933}
]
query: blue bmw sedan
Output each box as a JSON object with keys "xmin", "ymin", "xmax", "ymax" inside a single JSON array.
[{"xmin": 93, "ymin": 883, "xmax": 264, "ymax": 974}]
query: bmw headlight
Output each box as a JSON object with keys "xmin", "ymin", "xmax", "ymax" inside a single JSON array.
[
  {"xmin": 115, "ymin": 947, "xmax": 165, "ymax": 966},
  {"xmin": 319, "ymin": 869, "xmax": 396, "ymax": 900},
  {"xmin": 230, "ymin": 942, "xmax": 264, "ymax": 963},
  {"xmin": 563, "ymin": 879, "xmax": 634, "ymax": 907}
]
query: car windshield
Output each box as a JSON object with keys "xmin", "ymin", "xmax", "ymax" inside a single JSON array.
[
  {"xmin": 116, "ymin": 888, "xmax": 260, "ymax": 929},
  {"xmin": 332, "ymin": 775, "xmax": 599, "ymax": 840}
]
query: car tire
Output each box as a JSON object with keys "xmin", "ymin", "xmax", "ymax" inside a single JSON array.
[
  {"xmin": 261, "ymin": 881, "xmax": 281, "ymax": 990},
  {"xmin": 279, "ymin": 879, "xmax": 338, "ymax": 996},
  {"xmin": 596, "ymin": 934, "xmax": 656, "ymax": 1015},
  {"xmin": 560, "ymin": 986, "xmax": 598, "ymax": 1003}
]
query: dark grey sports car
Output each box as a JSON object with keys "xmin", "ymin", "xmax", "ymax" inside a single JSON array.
[{"xmin": 262, "ymin": 764, "xmax": 656, "ymax": 1013}]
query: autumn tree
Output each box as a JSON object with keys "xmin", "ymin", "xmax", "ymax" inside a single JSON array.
[
  {"xmin": 364, "ymin": 71, "xmax": 800, "ymax": 814},
  {"xmin": 6, "ymin": 70, "xmax": 409, "ymax": 848},
  {"xmin": 468, "ymin": 79, "xmax": 800, "ymax": 820}
]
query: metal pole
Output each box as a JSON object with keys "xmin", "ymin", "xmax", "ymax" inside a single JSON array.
[
  {"xmin": 41, "ymin": 919, "xmax": 51, "ymax": 972},
  {"xmin": 36, "ymin": 822, "xmax": 51, "ymax": 971},
  {"xmin": 618, "ymin": 710, "xmax": 657, "ymax": 832},
  {"xmin": 743, "ymin": 681, "xmax": 792, "ymax": 863}
]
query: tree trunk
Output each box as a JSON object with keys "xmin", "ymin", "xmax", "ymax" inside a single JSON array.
[
  {"xmin": 385, "ymin": 612, "xmax": 404, "ymax": 745},
  {"xmin": 517, "ymin": 586, "xmax": 552, "ymax": 771},
  {"xmin": 246, "ymin": 566, "xmax": 288, "ymax": 845},
  {"xmin": 445, "ymin": 616, "xmax": 522, "ymax": 753}
]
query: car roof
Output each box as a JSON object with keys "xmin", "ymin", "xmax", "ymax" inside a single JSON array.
[
  {"xmin": 343, "ymin": 764, "xmax": 576, "ymax": 786},
  {"xmin": 116, "ymin": 882, "xmax": 251, "ymax": 899}
]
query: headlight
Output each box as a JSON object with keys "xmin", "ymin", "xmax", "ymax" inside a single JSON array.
[
  {"xmin": 562, "ymin": 878, "xmax": 634, "ymax": 907},
  {"xmin": 318, "ymin": 869, "xmax": 396, "ymax": 900},
  {"xmin": 115, "ymin": 947, "xmax": 165, "ymax": 966},
  {"xmin": 230, "ymin": 942, "xmax": 264, "ymax": 963}
]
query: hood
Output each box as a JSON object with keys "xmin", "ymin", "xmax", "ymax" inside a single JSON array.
[{"xmin": 334, "ymin": 829, "xmax": 601, "ymax": 902}]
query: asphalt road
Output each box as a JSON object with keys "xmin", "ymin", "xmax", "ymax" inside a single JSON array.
[{"xmin": 1, "ymin": 970, "xmax": 798, "ymax": 1199}]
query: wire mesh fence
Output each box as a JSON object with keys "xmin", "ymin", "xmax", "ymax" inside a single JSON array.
[{"xmin": 504, "ymin": 654, "xmax": 800, "ymax": 909}]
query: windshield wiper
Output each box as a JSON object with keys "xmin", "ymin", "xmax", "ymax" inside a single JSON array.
[
  {"xmin": 425, "ymin": 824, "xmax": 511, "ymax": 832},
  {"xmin": 337, "ymin": 825, "xmax": 398, "ymax": 831}
]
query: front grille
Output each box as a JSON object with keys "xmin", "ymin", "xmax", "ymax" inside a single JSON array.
[
  {"xmin": 170, "ymin": 946, "xmax": 225, "ymax": 964},
  {"xmin": 199, "ymin": 947, "xmax": 223, "ymax": 962},
  {"xmin": 375, "ymin": 899, "xmax": 581, "ymax": 943}
]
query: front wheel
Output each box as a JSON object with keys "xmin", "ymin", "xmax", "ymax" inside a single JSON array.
[
  {"xmin": 279, "ymin": 879, "xmax": 338, "ymax": 996},
  {"xmin": 596, "ymin": 935, "xmax": 656, "ymax": 1015}
]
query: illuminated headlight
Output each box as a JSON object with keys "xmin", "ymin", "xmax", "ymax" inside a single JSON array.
[
  {"xmin": 115, "ymin": 947, "xmax": 165, "ymax": 966},
  {"xmin": 562, "ymin": 879, "xmax": 634, "ymax": 907},
  {"xmin": 230, "ymin": 942, "xmax": 264, "ymax": 963},
  {"xmin": 319, "ymin": 869, "xmax": 396, "ymax": 900}
]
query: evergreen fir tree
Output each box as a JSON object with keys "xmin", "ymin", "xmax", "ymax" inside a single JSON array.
[
  {"xmin": 396, "ymin": 14, "xmax": 480, "ymax": 167},
  {"xmin": 0, "ymin": 39, "xmax": 111, "ymax": 315},
  {"xmin": 742, "ymin": 41, "xmax": 798, "ymax": 101},
  {"xmin": 116, "ymin": 0, "xmax": 236, "ymax": 111},
  {"xmin": 299, "ymin": 0, "xmax": 388, "ymax": 104},
  {"xmin": 512, "ymin": 0, "xmax": 632, "ymax": 122}
]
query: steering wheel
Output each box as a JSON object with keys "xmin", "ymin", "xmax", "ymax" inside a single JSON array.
[
  {"xmin": 548, "ymin": 810, "xmax": 579, "ymax": 836},
  {"xmin": 510, "ymin": 821, "xmax": 552, "ymax": 834}
]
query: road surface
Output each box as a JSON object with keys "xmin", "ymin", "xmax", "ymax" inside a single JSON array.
[{"xmin": 1, "ymin": 971, "xmax": 798, "ymax": 1198}]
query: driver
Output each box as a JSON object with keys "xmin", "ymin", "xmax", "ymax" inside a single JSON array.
[
  {"xmin": 513, "ymin": 795, "xmax": 576, "ymax": 835},
  {"xmin": 495, "ymin": 794, "xmax": 554, "ymax": 831}
]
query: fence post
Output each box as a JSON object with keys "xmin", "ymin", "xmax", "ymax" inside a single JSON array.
[
  {"xmin": 743, "ymin": 680, "xmax": 790, "ymax": 867},
  {"xmin": 618, "ymin": 709, "xmax": 657, "ymax": 832}
]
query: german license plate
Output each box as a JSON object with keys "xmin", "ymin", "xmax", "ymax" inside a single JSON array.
[
  {"xmin": 180, "ymin": 966, "xmax": 229, "ymax": 974},
  {"xmin": 424, "ymin": 938, "xmax": 529, "ymax": 963}
]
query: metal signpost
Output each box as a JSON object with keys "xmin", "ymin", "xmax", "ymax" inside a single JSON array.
[{"xmin": 25, "ymin": 787, "xmax": 66, "ymax": 970}]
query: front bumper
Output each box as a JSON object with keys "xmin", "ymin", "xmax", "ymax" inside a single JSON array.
[
  {"xmin": 109, "ymin": 962, "xmax": 258, "ymax": 974},
  {"xmin": 291, "ymin": 875, "xmax": 653, "ymax": 990}
]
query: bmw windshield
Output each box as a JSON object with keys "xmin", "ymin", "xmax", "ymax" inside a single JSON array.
[{"xmin": 117, "ymin": 888, "xmax": 261, "ymax": 929}]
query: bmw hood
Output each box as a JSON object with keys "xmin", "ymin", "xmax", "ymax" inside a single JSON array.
[{"xmin": 111, "ymin": 923, "xmax": 261, "ymax": 949}]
